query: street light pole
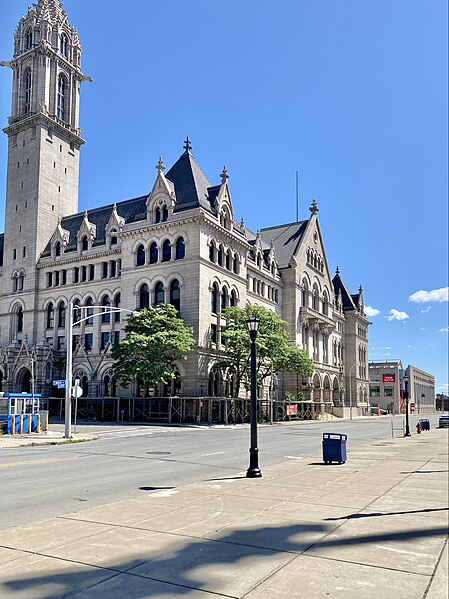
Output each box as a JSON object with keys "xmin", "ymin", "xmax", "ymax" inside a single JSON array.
[
  {"xmin": 246, "ymin": 316, "xmax": 262, "ymax": 478},
  {"xmin": 64, "ymin": 301, "xmax": 73, "ymax": 438},
  {"xmin": 348, "ymin": 363, "xmax": 356, "ymax": 421},
  {"xmin": 404, "ymin": 390, "xmax": 411, "ymax": 436}
]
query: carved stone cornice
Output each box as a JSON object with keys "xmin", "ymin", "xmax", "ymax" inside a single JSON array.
[
  {"xmin": 120, "ymin": 216, "xmax": 198, "ymax": 240},
  {"xmin": 4, "ymin": 112, "xmax": 84, "ymax": 145},
  {"xmin": 37, "ymin": 249, "xmax": 122, "ymax": 269}
]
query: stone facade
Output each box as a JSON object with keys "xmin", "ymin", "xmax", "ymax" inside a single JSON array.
[{"xmin": 0, "ymin": 0, "xmax": 371, "ymax": 420}]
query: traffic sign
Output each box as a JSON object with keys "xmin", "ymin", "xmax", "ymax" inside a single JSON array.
[
  {"xmin": 72, "ymin": 385, "xmax": 82, "ymax": 399},
  {"xmin": 53, "ymin": 380, "xmax": 66, "ymax": 389}
]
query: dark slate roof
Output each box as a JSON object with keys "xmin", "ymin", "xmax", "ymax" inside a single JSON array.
[
  {"xmin": 165, "ymin": 150, "xmax": 215, "ymax": 212},
  {"xmin": 332, "ymin": 271, "xmax": 358, "ymax": 311},
  {"xmin": 40, "ymin": 195, "xmax": 147, "ymax": 257},
  {"xmin": 0, "ymin": 233, "xmax": 4, "ymax": 267},
  {"xmin": 259, "ymin": 221, "xmax": 308, "ymax": 268}
]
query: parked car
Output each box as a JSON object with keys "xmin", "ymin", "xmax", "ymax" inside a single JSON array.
[{"xmin": 438, "ymin": 414, "xmax": 449, "ymax": 428}]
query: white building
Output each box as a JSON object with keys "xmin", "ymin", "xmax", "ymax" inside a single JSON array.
[{"xmin": 0, "ymin": 0, "xmax": 370, "ymax": 422}]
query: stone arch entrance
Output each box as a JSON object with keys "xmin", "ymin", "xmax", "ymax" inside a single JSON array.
[{"xmin": 16, "ymin": 368, "xmax": 31, "ymax": 393}]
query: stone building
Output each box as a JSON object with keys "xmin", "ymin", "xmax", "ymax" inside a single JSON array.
[{"xmin": 0, "ymin": 0, "xmax": 370, "ymax": 421}]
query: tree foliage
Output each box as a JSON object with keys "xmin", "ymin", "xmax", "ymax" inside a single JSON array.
[
  {"xmin": 215, "ymin": 305, "xmax": 314, "ymax": 396},
  {"xmin": 112, "ymin": 304, "xmax": 194, "ymax": 391}
]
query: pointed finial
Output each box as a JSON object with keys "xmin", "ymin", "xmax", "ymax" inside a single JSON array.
[
  {"xmin": 156, "ymin": 156, "xmax": 166, "ymax": 173},
  {"xmin": 84, "ymin": 209, "xmax": 88, "ymax": 218},
  {"xmin": 240, "ymin": 217, "xmax": 245, "ymax": 230},
  {"xmin": 112, "ymin": 202, "xmax": 117, "ymax": 211},
  {"xmin": 359, "ymin": 285, "xmax": 363, "ymax": 293},
  {"xmin": 309, "ymin": 198, "xmax": 319, "ymax": 215},
  {"xmin": 183, "ymin": 136, "xmax": 192, "ymax": 153},
  {"xmin": 220, "ymin": 165, "xmax": 229, "ymax": 184},
  {"xmin": 335, "ymin": 266, "xmax": 340, "ymax": 275}
]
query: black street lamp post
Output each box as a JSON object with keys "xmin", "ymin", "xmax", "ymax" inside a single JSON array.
[
  {"xmin": 246, "ymin": 316, "xmax": 262, "ymax": 478},
  {"xmin": 404, "ymin": 390, "xmax": 411, "ymax": 436}
]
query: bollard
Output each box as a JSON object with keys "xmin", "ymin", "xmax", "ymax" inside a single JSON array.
[
  {"xmin": 10, "ymin": 416, "xmax": 15, "ymax": 435},
  {"xmin": 19, "ymin": 415, "xmax": 23, "ymax": 434},
  {"xmin": 28, "ymin": 414, "xmax": 32, "ymax": 433},
  {"xmin": 416, "ymin": 422, "xmax": 421, "ymax": 434},
  {"xmin": 45, "ymin": 411, "xmax": 49, "ymax": 432},
  {"xmin": 36, "ymin": 414, "xmax": 41, "ymax": 433}
]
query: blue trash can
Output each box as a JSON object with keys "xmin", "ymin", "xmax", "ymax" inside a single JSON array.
[
  {"xmin": 322, "ymin": 433, "xmax": 347, "ymax": 464},
  {"xmin": 419, "ymin": 419, "xmax": 430, "ymax": 431}
]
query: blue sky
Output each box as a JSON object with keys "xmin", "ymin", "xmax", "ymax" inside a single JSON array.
[{"xmin": 0, "ymin": 0, "xmax": 447, "ymax": 392}]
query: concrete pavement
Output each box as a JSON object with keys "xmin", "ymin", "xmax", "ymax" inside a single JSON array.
[{"xmin": 0, "ymin": 428, "xmax": 447, "ymax": 598}]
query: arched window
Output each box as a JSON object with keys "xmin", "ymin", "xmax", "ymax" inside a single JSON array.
[
  {"xmin": 170, "ymin": 279, "xmax": 180, "ymax": 312},
  {"xmin": 73, "ymin": 300, "xmax": 81, "ymax": 325},
  {"xmin": 57, "ymin": 75, "xmax": 66, "ymax": 121},
  {"xmin": 233, "ymin": 255, "xmax": 239, "ymax": 274},
  {"xmin": 81, "ymin": 235, "xmax": 88, "ymax": 252},
  {"xmin": 301, "ymin": 281, "xmax": 308, "ymax": 307},
  {"xmin": 58, "ymin": 302, "xmax": 66, "ymax": 328},
  {"xmin": 211, "ymin": 283, "xmax": 219, "ymax": 314},
  {"xmin": 85, "ymin": 297, "xmax": 94, "ymax": 325},
  {"xmin": 139, "ymin": 284, "xmax": 149, "ymax": 309},
  {"xmin": 17, "ymin": 307, "xmax": 24, "ymax": 333},
  {"xmin": 24, "ymin": 69, "xmax": 32, "ymax": 115},
  {"xmin": 18, "ymin": 272, "xmax": 24, "ymax": 291},
  {"xmin": 175, "ymin": 237, "xmax": 185, "ymax": 260},
  {"xmin": 25, "ymin": 28, "xmax": 33, "ymax": 50},
  {"xmin": 217, "ymin": 245, "xmax": 223, "ymax": 266},
  {"xmin": 55, "ymin": 242, "xmax": 61, "ymax": 257},
  {"xmin": 162, "ymin": 206, "xmax": 169, "ymax": 221},
  {"xmin": 60, "ymin": 33, "xmax": 68, "ymax": 57},
  {"xmin": 226, "ymin": 250, "xmax": 231, "ymax": 271},
  {"xmin": 312, "ymin": 285, "xmax": 318, "ymax": 310},
  {"xmin": 230, "ymin": 290, "xmax": 237, "ymax": 307},
  {"xmin": 114, "ymin": 293, "xmax": 121, "ymax": 321},
  {"xmin": 12, "ymin": 274, "xmax": 18, "ymax": 293},
  {"xmin": 149, "ymin": 242, "xmax": 158, "ymax": 264},
  {"xmin": 221, "ymin": 288, "xmax": 228, "ymax": 311},
  {"xmin": 110, "ymin": 230, "xmax": 118, "ymax": 245},
  {"xmin": 154, "ymin": 281, "xmax": 164, "ymax": 305},
  {"xmin": 155, "ymin": 207, "xmax": 161, "ymax": 223},
  {"xmin": 162, "ymin": 240, "xmax": 171, "ymax": 262},
  {"xmin": 323, "ymin": 292, "xmax": 328, "ymax": 316},
  {"xmin": 101, "ymin": 295, "xmax": 111, "ymax": 323},
  {"xmin": 209, "ymin": 241, "xmax": 216, "ymax": 262},
  {"xmin": 136, "ymin": 244, "xmax": 145, "ymax": 266},
  {"xmin": 46, "ymin": 303, "xmax": 54, "ymax": 329}
]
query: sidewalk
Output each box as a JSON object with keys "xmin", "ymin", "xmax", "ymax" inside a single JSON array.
[
  {"xmin": 0, "ymin": 429, "xmax": 98, "ymax": 449},
  {"xmin": 0, "ymin": 430, "xmax": 447, "ymax": 598}
]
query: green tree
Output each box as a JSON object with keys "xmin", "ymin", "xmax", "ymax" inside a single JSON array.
[
  {"xmin": 216, "ymin": 305, "xmax": 313, "ymax": 396},
  {"xmin": 112, "ymin": 304, "xmax": 195, "ymax": 391}
]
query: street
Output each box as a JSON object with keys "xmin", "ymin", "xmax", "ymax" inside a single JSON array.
[{"xmin": 0, "ymin": 415, "xmax": 440, "ymax": 530}]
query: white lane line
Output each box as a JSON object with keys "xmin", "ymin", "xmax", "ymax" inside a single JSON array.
[
  {"xmin": 201, "ymin": 451, "xmax": 225, "ymax": 456},
  {"xmin": 285, "ymin": 455, "xmax": 303, "ymax": 460}
]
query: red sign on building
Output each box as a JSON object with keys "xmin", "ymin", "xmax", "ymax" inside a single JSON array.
[{"xmin": 383, "ymin": 373, "xmax": 395, "ymax": 383}]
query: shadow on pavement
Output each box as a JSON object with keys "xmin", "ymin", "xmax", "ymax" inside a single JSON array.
[
  {"xmin": 2, "ymin": 521, "xmax": 448, "ymax": 598},
  {"xmin": 324, "ymin": 507, "xmax": 449, "ymax": 521}
]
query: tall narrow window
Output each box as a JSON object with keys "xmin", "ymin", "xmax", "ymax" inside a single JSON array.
[
  {"xmin": 217, "ymin": 245, "xmax": 223, "ymax": 266},
  {"xmin": 221, "ymin": 288, "xmax": 228, "ymax": 311},
  {"xmin": 114, "ymin": 293, "xmax": 121, "ymax": 322},
  {"xmin": 110, "ymin": 230, "xmax": 118, "ymax": 245},
  {"xmin": 149, "ymin": 242, "xmax": 158, "ymax": 264},
  {"xmin": 85, "ymin": 297, "xmax": 94, "ymax": 325},
  {"xmin": 58, "ymin": 302, "xmax": 66, "ymax": 328},
  {"xmin": 81, "ymin": 235, "xmax": 88, "ymax": 251},
  {"xmin": 155, "ymin": 207, "xmax": 161, "ymax": 223},
  {"xmin": 73, "ymin": 301, "xmax": 81, "ymax": 326},
  {"xmin": 162, "ymin": 206, "xmax": 169, "ymax": 221},
  {"xmin": 60, "ymin": 34, "xmax": 68, "ymax": 57},
  {"xmin": 209, "ymin": 241, "xmax": 215, "ymax": 262},
  {"xmin": 17, "ymin": 308, "xmax": 24, "ymax": 333},
  {"xmin": 230, "ymin": 290, "xmax": 237, "ymax": 307},
  {"xmin": 25, "ymin": 28, "xmax": 33, "ymax": 50},
  {"xmin": 136, "ymin": 244, "xmax": 145, "ymax": 266},
  {"xmin": 162, "ymin": 240, "xmax": 171, "ymax": 262},
  {"xmin": 226, "ymin": 250, "xmax": 231, "ymax": 270},
  {"xmin": 101, "ymin": 295, "xmax": 111, "ymax": 323},
  {"xmin": 170, "ymin": 279, "xmax": 180, "ymax": 312},
  {"xmin": 24, "ymin": 70, "xmax": 32, "ymax": 114},
  {"xmin": 46, "ymin": 303, "xmax": 54, "ymax": 329},
  {"xmin": 154, "ymin": 282, "xmax": 164, "ymax": 306},
  {"xmin": 175, "ymin": 237, "xmax": 185, "ymax": 260},
  {"xmin": 139, "ymin": 284, "xmax": 149, "ymax": 309},
  {"xmin": 57, "ymin": 75, "xmax": 66, "ymax": 121},
  {"xmin": 55, "ymin": 242, "xmax": 61, "ymax": 257},
  {"xmin": 211, "ymin": 283, "xmax": 219, "ymax": 314}
]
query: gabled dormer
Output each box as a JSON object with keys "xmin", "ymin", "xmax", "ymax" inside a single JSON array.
[
  {"xmin": 268, "ymin": 240, "xmax": 278, "ymax": 277},
  {"xmin": 146, "ymin": 157, "xmax": 176, "ymax": 223},
  {"xmin": 50, "ymin": 220, "xmax": 70, "ymax": 258},
  {"xmin": 77, "ymin": 211, "xmax": 96, "ymax": 253},
  {"xmin": 106, "ymin": 204, "xmax": 125, "ymax": 249},
  {"xmin": 214, "ymin": 166, "xmax": 234, "ymax": 231}
]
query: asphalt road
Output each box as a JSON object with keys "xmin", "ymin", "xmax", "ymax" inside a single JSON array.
[{"xmin": 0, "ymin": 415, "xmax": 439, "ymax": 530}]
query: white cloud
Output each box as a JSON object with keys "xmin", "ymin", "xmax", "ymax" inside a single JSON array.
[
  {"xmin": 438, "ymin": 327, "xmax": 449, "ymax": 333},
  {"xmin": 409, "ymin": 287, "xmax": 449, "ymax": 303},
  {"xmin": 421, "ymin": 306, "xmax": 431, "ymax": 313},
  {"xmin": 439, "ymin": 383, "xmax": 449, "ymax": 390},
  {"xmin": 387, "ymin": 309, "xmax": 409, "ymax": 321},
  {"xmin": 420, "ymin": 327, "xmax": 426, "ymax": 331},
  {"xmin": 364, "ymin": 306, "xmax": 380, "ymax": 317}
]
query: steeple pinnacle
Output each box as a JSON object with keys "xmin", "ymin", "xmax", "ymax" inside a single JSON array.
[
  {"xmin": 156, "ymin": 156, "xmax": 166, "ymax": 174},
  {"xmin": 220, "ymin": 165, "xmax": 229, "ymax": 184},
  {"xmin": 309, "ymin": 199, "xmax": 319, "ymax": 216},
  {"xmin": 183, "ymin": 136, "xmax": 192, "ymax": 153}
]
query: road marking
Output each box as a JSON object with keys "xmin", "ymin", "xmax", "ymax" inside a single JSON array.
[
  {"xmin": 0, "ymin": 457, "xmax": 78, "ymax": 468},
  {"xmin": 285, "ymin": 456, "xmax": 303, "ymax": 460},
  {"xmin": 201, "ymin": 451, "xmax": 225, "ymax": 456}
]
